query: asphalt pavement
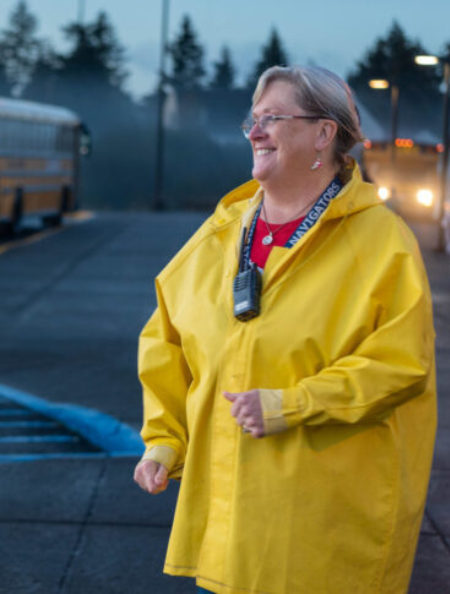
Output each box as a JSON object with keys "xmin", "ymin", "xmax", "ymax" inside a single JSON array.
[{"xmin": 0, "ymin": 212, "xmax": 449, "ymax": 594}]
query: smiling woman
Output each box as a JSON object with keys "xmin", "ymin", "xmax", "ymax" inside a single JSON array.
[{"xmin": 134, "ymin": 65, "xmax": 436, "ymax": 594}]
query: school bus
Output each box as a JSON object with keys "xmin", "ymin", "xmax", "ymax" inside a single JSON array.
[
  {"xmin": 362, "ymin": 137, "xmax": 442, "ymax": 221},
  {"xmin": 0, "ymin": 97, "xmax": 90, "ymax": 234}
]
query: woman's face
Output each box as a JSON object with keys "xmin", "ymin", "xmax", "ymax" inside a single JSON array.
[{"xmin": 249, "ymin": 80, "xmax": 320, "ymax": 187}]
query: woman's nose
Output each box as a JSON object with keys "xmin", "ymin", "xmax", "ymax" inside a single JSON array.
[{"xmin": 248, "ymin": 121, "xmax": 266, "ymax": 140}]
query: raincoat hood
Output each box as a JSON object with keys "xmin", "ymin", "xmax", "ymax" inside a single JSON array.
[{"xmin": 209, "ymin": 163, "xmax": 380, "ymax": 233}]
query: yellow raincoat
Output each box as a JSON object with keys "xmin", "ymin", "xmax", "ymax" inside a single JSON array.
[{"xmin": 139, "ymin": 165, "xmax": 436, "ymax": 594}]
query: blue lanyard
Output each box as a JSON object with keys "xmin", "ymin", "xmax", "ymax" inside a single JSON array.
[
  {"xmin": 284, "ymin": 177, "xmax": 342, "ymax": 248},
  {"xmin": 243, "ymin": 177, "xmax": 343, "ymax": 269},
  {"xmin": 242, "ymin": 202, "xmax": 262, "ymax": 269}
]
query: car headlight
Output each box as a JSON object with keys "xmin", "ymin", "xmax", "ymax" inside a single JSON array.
[
  {"xmin": 378, "ymin": 187, "xmax": 390, "ymax": 201},
  {"xmin": 416, "ymin": 189, "xmax": 433, "ymax": 207}
]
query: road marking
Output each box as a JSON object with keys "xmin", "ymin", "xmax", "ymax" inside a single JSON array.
[
  {"xmin": 0, "ymin": 211, "xmax": 95, "ymax": 256},
  {"xmin": 0, "ymin": 384, "xmax": 144, "ymax": 460}
]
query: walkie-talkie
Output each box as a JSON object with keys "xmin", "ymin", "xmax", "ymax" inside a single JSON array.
[{"xmin": 233, "ymin": 227, "xmax": 262, "ymax": 321}]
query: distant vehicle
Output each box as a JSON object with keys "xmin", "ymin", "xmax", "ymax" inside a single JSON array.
[
  {"xmin": 362, "ymin": 137, "xmax": 442, "ymax": 221},
  {"xmin": 0, "ymin": 97, "xmax": 91, "ymax": 234}
]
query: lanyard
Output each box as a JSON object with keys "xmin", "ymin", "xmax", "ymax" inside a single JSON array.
[{"xmin": 243, "ymin": 177, "xmax": 343, "ymax": 269}]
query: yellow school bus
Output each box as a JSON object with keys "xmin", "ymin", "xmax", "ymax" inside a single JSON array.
[
  {"xmin": 0, "ymin": 97, "xmax": 90, "ymax": 234},
  {"xmin": 362, "ymin": 137, "xmax": 441, "ymax": 221}
]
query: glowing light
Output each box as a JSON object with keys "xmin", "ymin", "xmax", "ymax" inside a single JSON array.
[
  {"xmin": 369, "ymin": 79, "xmax": 389, "ymax": 89},
  {"xmin": 378, "ymin": 187, "xmax": 390, "ymax": 201},
  {"xmin": 436, "ymin": 143, "xmax": 445, "ymax": 153},
  {"xmin": 364, "ymin": 139, "xmax": 372, "ymax": 149},
  {"xmin": 416, "ymin": 189, "xmax": 433, "ymax": 207},
  {"xmin": 415, "ymin": 55, "xmax": 439, "ymax": 66},
  {"xmin": 395, "ymin": 138, "xmax": 414, "ymax": 148}
]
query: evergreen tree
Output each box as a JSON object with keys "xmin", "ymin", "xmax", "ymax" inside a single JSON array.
[
  {"xmin": 248, "ymin": 28, "xmax": 289, "ymax": 88},
  {"xmin": 60, "ymin": 12, "xmax": 127, "ymax": 91},
  {"xmin": 53, "ymin": 12, "xmax": 130, "ymax": 129},
  {"xmin": 88, "ymin": 11, "xmax": 127, "ymax": 88},
  {"xmin": 168, "ymin": 16, "xmax": 206, "ymax": 89},
  {"xmin": 348, "ymin": 22, "xmax": 441, "ymax": 133},
  {"xmin": 0, "ymin": 0, "xmax": 41, "ymax": 95},
  {"xmin": 210, "ymin": 46, "xmax": 235, "ymax": 89},
  {"xmin": 349, "ymin": 22, "xmax": 440, "ymax": 93},
  {"xmin": 24, "ymin": 43, "xmax": 60, "ymax": 103}
]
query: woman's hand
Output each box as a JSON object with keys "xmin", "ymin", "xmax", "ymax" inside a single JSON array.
[
  {"xmin": 223, "ymin": 390, "xmax": 265, "ymax": 438},
  {"xmin": 134, "ymin": 459, "xmax": 169, "ymax": 494}
]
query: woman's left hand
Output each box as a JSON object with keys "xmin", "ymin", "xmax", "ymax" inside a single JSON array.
[{"xmin": 223, "ymin": 390, "xmax": 265, "ymax": 438}]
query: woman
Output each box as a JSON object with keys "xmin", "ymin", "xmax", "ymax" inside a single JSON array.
[{"xmin": 134, "ymin": 65, "xmax": 436, "ymax": 594}]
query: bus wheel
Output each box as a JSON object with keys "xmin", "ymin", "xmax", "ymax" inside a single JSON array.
[
  {"xmin": 5, "ymin": 188, "xmax": 23, "ymax": 236},
  {"xmin": 42, "ymin": 213, "xmax": 62, "ymax": 227}
]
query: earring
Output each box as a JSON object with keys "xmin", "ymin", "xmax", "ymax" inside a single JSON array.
[{"xmin": 311, "ymin": 155, "xmax": 323, "ymax": 171}]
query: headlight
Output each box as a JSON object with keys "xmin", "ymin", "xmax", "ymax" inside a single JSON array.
[
  {"xmin": 378, "ymin": 187, "xmax": 390, "ymax": 201},
  {"xmin": 416, "ymin": 189, "xmax": 433, "ymax": 207}
]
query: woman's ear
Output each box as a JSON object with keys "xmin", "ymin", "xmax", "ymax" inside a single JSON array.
[{"xmin": 315, "ymin": 120, "xmax": 338, "ymax": 151}]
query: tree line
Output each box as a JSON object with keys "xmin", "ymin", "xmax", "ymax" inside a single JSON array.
[
  {"xmin": 0, "ymin": 3, "xmax": 289, "ymax": 99},
  {"xmin": 0, "ymin": 2, "xmax": 448, "ymax": 209}
]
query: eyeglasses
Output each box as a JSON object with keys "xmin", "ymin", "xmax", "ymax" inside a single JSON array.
[{"xmin": 241, "ymin": 114, "xmax": 320, "ymax": 139}]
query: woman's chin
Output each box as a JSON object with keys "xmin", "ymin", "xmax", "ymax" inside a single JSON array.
[{"xmin": 252, "ymin": 165, "xmax": 271, "ymax": 183}]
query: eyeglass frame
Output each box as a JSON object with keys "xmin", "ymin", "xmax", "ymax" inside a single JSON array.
[{"xmin": 241, "ymin": 113, "xmax": 321, "ymax": 139}]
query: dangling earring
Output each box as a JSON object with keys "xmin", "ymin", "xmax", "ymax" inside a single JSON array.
[{"xmin": 311, "ymin": 154, "xmax": 323, "ymax": 171}]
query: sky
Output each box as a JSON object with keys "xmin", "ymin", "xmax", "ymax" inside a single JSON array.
[{"xmin": 1, "ymin": 0, "xmax": 449, "ymax": 99}]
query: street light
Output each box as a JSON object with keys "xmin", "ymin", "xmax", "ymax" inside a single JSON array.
[
  {"xmin": 414, "ymin": 54, "xmax": 450, "ymax": 251},
  {"xmin": 368, "ymin": 78, "xmax": 400, "ymax": 192}
]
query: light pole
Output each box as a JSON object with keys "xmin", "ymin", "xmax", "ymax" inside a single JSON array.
[
  {"xmin": 415, "ymin": 55, "xmax": 450, "ymax": 251},
  {"xmin": 369, "ymin": 79, "xmax": 399, "ymax": 196},
  {"xmin": 154, "ymin": 0, "xmax": 170, "ymax": 211},
  {"xmin": 78, "ymin": 0, "xmax": 85, "ymax": 24}
]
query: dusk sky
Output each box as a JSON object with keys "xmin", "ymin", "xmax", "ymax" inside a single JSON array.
[{"xmin": 1, "ymin": 0, "xmax": 450, "ymax": 98}]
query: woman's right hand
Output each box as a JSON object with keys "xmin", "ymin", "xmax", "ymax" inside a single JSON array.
[{"xmin": 134, "ymin": 459, "xmax": 169, "ymax": 495}]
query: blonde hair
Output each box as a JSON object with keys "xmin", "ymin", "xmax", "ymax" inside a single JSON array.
[{"xmin": 253, "ymin": 65, "xmax": 364, "ymax": 170}]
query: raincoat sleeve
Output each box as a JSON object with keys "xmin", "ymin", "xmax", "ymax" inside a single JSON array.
[
  {"xmin": 138, "ymin": 279, "xmax": 192, "ymax": 478},
  {"xmin": 259, "ymin": 236, "xmax": 435, "ymax": 435}
]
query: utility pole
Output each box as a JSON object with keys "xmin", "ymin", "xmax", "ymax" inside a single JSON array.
[
  {"xmin": 153, "ymin": 0, "xmax": 170, "ymax": 211},
  {"xmin": 78, "ymin": 0, "xmax": 85, "ymax": 24},
  {"xmin": 437, "ymin": 62, "xmax": 450, "ymax": 251}
]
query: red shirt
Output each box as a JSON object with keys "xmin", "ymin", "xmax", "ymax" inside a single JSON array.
[{"xmin": 250, "ymin": 215, "xmax": 306, "ymax": 269}]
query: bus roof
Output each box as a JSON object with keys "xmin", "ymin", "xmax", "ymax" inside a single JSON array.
[{"xmin": 0, "ymin": 97, "xmax": 80, "ymax": 126}]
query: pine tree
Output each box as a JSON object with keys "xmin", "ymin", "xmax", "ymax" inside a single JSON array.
[
  {"xmin": 0, "ymin": 0, "xmax": 41, "ymax": 95},
  {"xmin": 60, "ymin": 12, "xmax": 127, "ymax": 90},
  {"xmin": 210, "ymin": 46, "xmax": 235, "ymax": 89},
  {"xmin": 168, "ymin": 16, "xmax": 206, "ymax": 89},
  {"xmin": 24, "ymin": 43, "xmax": 60, "ymax": 103},
  {"xmin": 348, "ymin": 22, "xmax": 440, "ymax": 93},
  {"xmin": 248, "ymin": 28, "xmax": 289, "ymax": 88},
  {"xmin": 348, "ymin": 22, "xmax": 442, "ymax": 134}
]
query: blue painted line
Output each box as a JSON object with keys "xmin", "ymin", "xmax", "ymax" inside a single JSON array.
[
  {"xmin": 0, "ymin": 420, "xmax": 58, "ymax": 428},
  {"xmin": 0, "ymin": 434, "xmax": 79, "ymax": 444},
  {"xmin": 0, "ymin": 384, "xmax": 145, "ymax": 456}
]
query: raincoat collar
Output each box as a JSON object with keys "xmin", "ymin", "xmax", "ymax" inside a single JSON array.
[{"xmin": 209, "ymin": 162, "xmax": 380, "ymax": 233}]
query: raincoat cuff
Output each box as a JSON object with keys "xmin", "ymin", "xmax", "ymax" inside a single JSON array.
[
  {"xmin": 259, "ymin": 389, "xmax": 288, "ymax": 435},
  {"xmin": 141, "ymin": 445, "xmax": 178, "ymax": 472}
]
